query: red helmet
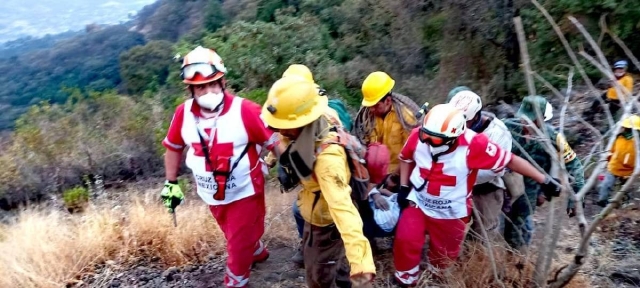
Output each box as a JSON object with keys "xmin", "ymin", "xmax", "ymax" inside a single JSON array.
[
  {"xmin": 366, "ymin": 143, "xmax": 391, "ymax": 184},
  {"xmin": 180, "ymin": 46, "xmax": 227, "ymax": 85}
]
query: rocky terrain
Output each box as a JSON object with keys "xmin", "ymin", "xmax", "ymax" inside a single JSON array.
[{"xmin": 78, "ymin": 243, "xmax": 308, "ymax": 288}]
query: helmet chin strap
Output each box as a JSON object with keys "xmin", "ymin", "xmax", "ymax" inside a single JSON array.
[
  {"xmin": 469, "ymin": 111, "xmax": 484, "ymax": 132},
  {"xmin": 429, "ymin": 138, "xmax": 459, "ymax": 160}
]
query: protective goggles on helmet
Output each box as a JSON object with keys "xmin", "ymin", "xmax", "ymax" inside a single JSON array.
[
  {"xmin": 181, "ymin": 63, "xmax": 223, "ymax": 80},
  {"xmin": 419, "ymin": 128, "xmax": 455, "ymax": 147}
]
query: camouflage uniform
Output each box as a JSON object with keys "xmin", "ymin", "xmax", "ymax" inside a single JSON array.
[{"xmin": 501, "ymin": 96, "xmax": 585, "ymax": 249}]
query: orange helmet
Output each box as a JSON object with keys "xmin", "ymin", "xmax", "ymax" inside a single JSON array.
[{"xmin": 180, "ymin": 46, "xmax": 227, "ymax": 85}]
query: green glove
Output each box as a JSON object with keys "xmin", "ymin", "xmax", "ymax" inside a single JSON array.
[{"xmin": 160, "ymin": 180, "xmax": 184, "ymax": 212}]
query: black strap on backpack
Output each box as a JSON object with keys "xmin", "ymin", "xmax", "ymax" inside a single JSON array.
[{"xmin": 478, "ymin": 114, "xmax": 494, "ymax": 132}]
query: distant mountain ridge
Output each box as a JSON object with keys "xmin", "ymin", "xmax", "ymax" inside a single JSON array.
[
  {"xmin": 0, "ymin": 31, "xmax": 83, "ymax": 59},
  {"xmin": 0, "ymin": 0, "xmax": 211, "ymax": 130},
  {"xmin": 0, "ymin": 0, "xmax": 157, "ymax": 43}
]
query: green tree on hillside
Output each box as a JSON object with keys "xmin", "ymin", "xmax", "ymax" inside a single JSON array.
[
  {"xmin": 520, "ymin": 0, "xmax": 640, "ymax": 86},
  {"xmin": 178, "ymin": 10, "xmax": 354, "ymax": 102},
  {"xmin": 205, "ymin": 0, "xmax": 228, "ymax": 32},
  {"xmin": 136, "ymin": 0, "xmax": 210, "ymax": 41},
  {"xmin": 0, "ymin": 25, "xmax": 145, "ymax": 129},
  {"xmin": 120, "ymin": 40, "xmax": 176, "ymax": 95}
]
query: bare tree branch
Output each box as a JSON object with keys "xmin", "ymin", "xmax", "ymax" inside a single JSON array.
[
  {"xmin": 540, "ymin": 68, "xmax": 575, "ymax": 284},
  {"xmin": 530, "ymin": 0, "xmax": 615, "ymax": 128},
  {"xmin": 513, "ymin": 16, "xmax": 536, "ymax": 97},
  {"xmin": 470, "ymin": 202, "xmax": 506, "ymax": 288},
  {"xmin": 600, "ymin": 16, "xmax": 640, "ymax": 79},
  {"xmin": 568, "ymin": 16, "xmax": 611, "ymax": 74},
  {"xmin": 549, "ymin": 128, "xmax": 640, "ymax": 287},
  {"xmin": 596, "ymin": 14, "xmax": 608, "ymax": 47},
  {"xmin": 532, "ymin": 71, "xmax": 604, "ymax": 139},
  {"xmin": 520, "ymin": 9, "xmax": 640, "ymax": 288}
]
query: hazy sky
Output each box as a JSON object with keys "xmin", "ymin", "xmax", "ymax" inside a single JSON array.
[{"xmin": 0, "ymin": 0, "xmax": 157, "ymax": 42}]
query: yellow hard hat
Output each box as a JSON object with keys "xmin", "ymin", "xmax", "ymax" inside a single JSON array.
[
  {"xmin": 282, "ymin": 64, "xmax": 314, "ymax": 83},
  {"xmin": 262, "ymin": 77, "xmax": 328, "ymax": 129},
  {"xmin": 361, "ymin": 71, "xmax": 395, "ymax": 107},
  {"xmin": 621, "ymin": 115, "xmax": 640, "ymax": 129}
]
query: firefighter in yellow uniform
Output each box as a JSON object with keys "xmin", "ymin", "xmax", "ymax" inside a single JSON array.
[
  {"xmin": 265, "ymin": 64, "xmax": 347, "ymax": 266},
  {"xmin": 262, "ymin": 77, "xmax": 376, "ymax": 288},
  {"xmin": 586, "ymin": 60, "xmax": 634, "ymax": 122},
  {"xmin": 597, "ymin": 114, "xmax": 640, "ymax": 207},
  {"xmin": 353, "ymin": 72, "xmax": 420, "ymax": 246},
  {"xmin": 264, "ymin": 64, "xmax": 343, "ymax": 168},
  {"xmin": 354, "ymin": 72, "xmax": 420, "ymax": 177}
]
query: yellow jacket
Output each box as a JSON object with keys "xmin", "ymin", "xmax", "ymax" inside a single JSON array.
[
  {"xmin": 607, "ymin": 74, "xmax": 634, "ymax": 101},
  {"xmin": 368, "ymin": 105, "xmax": 417, "ymax": 173},
  {"xmin": 608, "ymin": 135, "xmax": 636, "ymax": 177},
  {"xmin": 296, "ymin": 134, "xmax": 376, "ymax": 277}
]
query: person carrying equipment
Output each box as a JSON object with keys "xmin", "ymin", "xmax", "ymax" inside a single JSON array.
[
  {"xmin": 502, "ymin": 95, "xmax": 585, "ymax": 250},
  {"xmin": 262, "ymin": 77, "xmax": 376, "ymax": 288},
  {"xmin": 597, "ymin": 114, "xmax": 640, "ymax": 207},
  {"xmin": 585, "ymin": 60, "xmax": 634, "ymax": 122},
  {"xmin": 353, "ymin": 71, "xmax": 421, "ymax": 247},
  {"xmin": 354, "ymin": 71, "xmax": 421, "ymax": 178},
  {"xmin": 268, "ymin": 64, "xmax": 352, "ymax": 267},
  {"xmin": 393, "ymin": 103, "xmax": 562, "ymax": 287},
  {"xmin": 448, "ymin": 89, "xmax": 513, "ymax": 239},
  {"xmin": 160, "ymin": 46, "xmax": 279, "ymax": 288}
]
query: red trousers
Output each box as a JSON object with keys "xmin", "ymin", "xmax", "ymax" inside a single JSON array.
[
  {"xmin": 393, "ymin": 205, "xmax": 468, "ymax": 286},
  {"xmin": 209, "ymin": 193, "xmax": 268, "ymax": 287}
]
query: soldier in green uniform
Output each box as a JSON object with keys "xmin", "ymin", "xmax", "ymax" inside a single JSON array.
[{"xmin": 502, "ymin": 95, "xmax": 585, "ymax": 249}]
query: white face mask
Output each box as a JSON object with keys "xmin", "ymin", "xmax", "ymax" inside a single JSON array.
[
  {"xmin": 196, "ymin": 92, "xmax": 224, "ymax": 110},
  {"xmin": 615, "ymin": 71, "xmax": 625, "ymax": 78},
  {"xmin": 429, "ymin": 144, "xmax": 450, "ymax": 155}
]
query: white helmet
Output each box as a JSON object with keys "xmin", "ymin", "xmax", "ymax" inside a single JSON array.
[
  {"xmin": 449, "ymin": 90, "xmax": 482, "ymax": 120},
  {"xmin": 421, "ymin": 103, "xmax": 466, "ymax": 138}
]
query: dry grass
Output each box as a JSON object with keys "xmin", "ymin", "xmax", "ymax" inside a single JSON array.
[
  {"xmin": 368, "ymin": 239, "xmax": 589, "ymax": 288},
  {"xmin": 452, "ymin": 241, "xmax": 588, "ymax": 288},
  {"xmin": 0, "ymin": 183, "xmax": 592, "ymax": 288},
  {"xmin": 0, "ymin": 184, "xmax": 298, "ymax": 288}
]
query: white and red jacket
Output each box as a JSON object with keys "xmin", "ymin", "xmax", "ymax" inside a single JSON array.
[
  {"xmin": 399, "ymin": 128, "xmax": 512, "ymax": 219},
  {"xmin": 163, "ymin": 92, "xmax": 278, "ymax": 206}
]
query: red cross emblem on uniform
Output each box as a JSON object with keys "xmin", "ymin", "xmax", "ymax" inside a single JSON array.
[
  {"xmin": 419, "ymin": 162, "xmax": 457, "ymax": 196},
  {"xmin": 191, "ymin": 128, "xmax": 235, "ymax": 172}
]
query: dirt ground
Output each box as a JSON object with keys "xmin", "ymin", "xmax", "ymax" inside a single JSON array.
[{"xmin": 72, "ymin": 180, "xmax": 640, "ymax": 288}]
